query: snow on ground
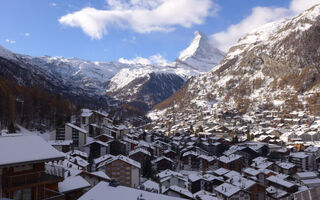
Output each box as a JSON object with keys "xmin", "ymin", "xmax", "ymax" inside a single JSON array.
[{"xmin": 16, "ymin": 125, "xmax": 50, "ymax": 141}]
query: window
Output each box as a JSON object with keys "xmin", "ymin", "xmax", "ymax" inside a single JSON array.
[
  {"xmin": 23, "ymin": 188, "xmax": 32, "ymax": 200},
  {"xmin": 13, "ymin": 190, "xmax": 22, "ymax": 200},
  {"xmin": 72, "ymin": 129, "xmax": 79, "ymax": 147},
  {"xmin": 56, "ymin": 127, "xmax": 65, "ymax": 140}
]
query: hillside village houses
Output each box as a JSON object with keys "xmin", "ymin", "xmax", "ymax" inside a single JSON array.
[{"xmin": 3, "ymin": 106, "xmax": 320, "ymax": 200}]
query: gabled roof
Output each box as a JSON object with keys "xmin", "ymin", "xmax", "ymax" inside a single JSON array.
[
  {"xmin": 164, "ymin": 185, "xmax": 193, "ymax": 199},
  {"xmin": 129, "ymin": 148, "xmax": 151, "ymax": 157},
  {"xmin": 152, "ymin": 156, "xmax": 173, "ymax": 164},
  {"xmin": 104, "ymin": 155, "xmax": 141, "ymax": 169},
  {"xmin": 0, "ymin": 135, "xmax": 64, "ymax": 167}
]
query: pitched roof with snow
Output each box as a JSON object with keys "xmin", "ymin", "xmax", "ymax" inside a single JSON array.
[
  {"xmin": 59, "ymin": 176, "xmax": 91, "ymax": 193},
  {"xmin": 214, "ymin": 183, "xmax": 241, "ymax": 197},
  {"xmin": 267, "ymin": 176, "xmax": 296, "ymax": 188},
  {"xmin": 66, "ymin": 123, "xmax": 88, "ymax": 134},
  {"xmin": 0, "ymin": 135, "xmax": 64, "ymax": 167},
  {"xmin": 78, "ymin": 182, "xmax": 187, "ymax": 200},
  {"xmin": 129, "ymin": 148, "xmax": 151, "ymax": 157},
  {"xmin": 104, "ymin": 155, "xmax": 141, "ymax": 169}
]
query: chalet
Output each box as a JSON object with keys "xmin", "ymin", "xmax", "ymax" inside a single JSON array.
[
  {"xmin": 77, "ymin": 171, "xmax": 111, "ymax": 187},
  {"xmin": 274, "ymin": 162, "xmax": 297, "ymax": 175},
  {"xmin": 188, "ymin": 174, "xmax": 212, "ymax": 194},
  {"xmin": 266, "ymin": 176, "xmax": 298, "ymax": 193},
  {"xmin": 58, "ymin": 176, "xmax": 90, "ymax": 200},
  {"xmin": 123, "ymin": 138, "xmax": 139, "ymax": 153},
  {"xmin": 225, "ymin": 173, "xmax": 265, "ymax": 200},
  {"xmin": 103, "ymin": 155, "xmax": 141, "ymax": 188},
  {"xmin": 152, "ymin": 156, "xmax": 174, "ymax": 171},
  {"xmin": 95, "ymin": 134, "xmax": 114, "ymax": 143},
  {"xmin": 0, "ymin": 135, "xmax": 65, "ymax": 200},
  {"xmin": 214, "ymin": 183, "xmax": 250, "ymax": 200},
  {"xmin": 128, "ymin": 148, "xmax": 151, "ymax": 165},
  {"xmin": 196, "ymin": 155, "xmax": 216, "ymax": 172},
  {"xmin": 48, "ymin": 140, "xmax": 73, "ymax": 153},
  {"xmin": 65, "ymin": 151, "xmax": 89, "ymax": 170},
  {"xmin": 163, "ymin": 185, "xmax": 193, "ymax": 199},
  {"xmin": 50, "ymin": 123, "xmax": 88, "ymax": 151},
  {"xmin": 157, "ymin": 170, "xmax": 187, "ymax": 189},
  {"xmin": 288, "ymin": 152, "xmax": 311, "ymax": 172},
  {"xmin": 218, "ymin": 154, "xmax": 243, "ymax": 172},
  {"xmin": 163, "ymin": 149, "xmax": 176, "ymax": 160},
  {"xmin": 93, "ymin": 154, "xmax": 114, "ymax": 171},
  {"xmin": 84, "ymin": 140, "xmax": 109, "ymax": 160},
  {"xmin": 182, "ymin": 151, "xmax": 200, "ymax": 170}
]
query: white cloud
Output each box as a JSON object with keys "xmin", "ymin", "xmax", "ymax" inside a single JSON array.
[
  {"xmin": 24, "ymin": 32, "xmax": 30, "ymax": 37},
  {"xmin": 49, "ymin": 2, "xmax": 57, "ymax": 7},
  {"xmin": 211, "ymin": 0, "xmax": 320, "ymax": 52},
  {"xmin": 118, "ymin": 54, "xmax": 171, "ymax": 66},
  {"xmin": 118, "ymin": 57, "xmax": 152, "ymax": 65},
  {"xmin": 289, "ymin": 0, "xmax": 320, "ymax": 13},
  {"xmin": 59, "ymin": 0, "xmax": 218, "ymax": 39},
  {"xmin": 149, "ymin": 54, "xmax": 171, "ymax": 66},
  {"xmin": 5, "ymin": 39, "xmax": 16, "ymax": 44}
]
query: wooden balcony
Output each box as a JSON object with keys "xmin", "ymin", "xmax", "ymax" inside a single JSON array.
[{"xmin": 5, "ymin": 165, "xmax": 64, "ymax": 189}]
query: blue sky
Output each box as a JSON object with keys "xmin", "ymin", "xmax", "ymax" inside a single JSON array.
[{"xmin": 0, "ymin": 0, "xmax": 318, "ymax": 63}]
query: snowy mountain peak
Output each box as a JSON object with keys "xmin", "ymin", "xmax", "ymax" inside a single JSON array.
[
  {"xmin": 177, "ymin": 31, "xmax": 225, "ymax": 72},
  {"xmin": 179, "ymin": 31, "xmax": 208, "ymax": 61}
]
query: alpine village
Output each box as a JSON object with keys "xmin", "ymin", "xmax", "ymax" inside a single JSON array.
[{"xmin": 3, "ymin": 1, "xmax": 320, "ymax": 200}]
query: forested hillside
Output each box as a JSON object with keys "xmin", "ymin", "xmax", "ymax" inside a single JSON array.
[{"xmin": 0, "ymin": 77, "xmax": 75, "ymax": 131}]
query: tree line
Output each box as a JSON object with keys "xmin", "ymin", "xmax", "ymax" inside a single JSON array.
[{"xmin": 0, "ymin": 77, "xmax": 76, "ymax": 131}]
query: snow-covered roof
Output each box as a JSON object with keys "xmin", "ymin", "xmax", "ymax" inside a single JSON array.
[
  {"xmin": 81, "ymin": 109, "xmax": 93, "ymax": 117},
  {"xmin": 296, "ymin": 172, "xmax": 318, "ymax": 179},
  {"xmin": 214, "ymin": 183, "xmax": 241, "ymax": 197},
  {"xmin": 218, "ymin": 154, "xmax": 242, "ymax": 164},
  {"xmin": 301, "ymin": 178, "xmax": 320, "ymax": 186},
  {"xmin": 290, "ymin": 152, "xmax": 308, "ymax": 159},
  {"xmin": 79, "ymin": 171, "xmax": 111, "ymax": 181},
  {"xmin": 48, "ymin": 140, "xmax": 73, "ymax": 146},
  {"xmin": 104, "ymin": 155, "xmax": 141, "ymax": 169},
  {"xmin": 129, "ymin": 148, "xmax": 151, "ymax": 157},
  {"xmin": 213, "ymin": 168, "xmax": 230, "ymax": 176},
  {"xmin": 94, "ymin": 154, "xmax": 114, "ymax": 165},
  {"xmin": 59, "ymin": 176, "xmax": 90, "ymax": 193},
  {"xmin": 267, "ymin": 176, "xmax": 296, "ymax": 188},
  {"xmin": 157, "ymin": 169, "xmax": 184, "ymax": 179},
  {"xmin": 78, "ymin": 182, "xmax": 187, "ymax": 200},
  {"xmin": 243, "ymin": 168, "xmax": 260, "ymax": 176},
  {"xmin": 165, "ymin": 185, "xmax": 193, "ymax": 198},
  {"xmin": 276, "ymin": 162, "xmax": 296, "ymax": 169},
  {"xmin": 152, "ymin": 156, "xmax": 173, "ymax": 164},
  {"xmin": 0, "ymin": 135, "xmax": 64, "ymax": 167},
  {"xmin": 141, "ymin": 180, "xmax": 160, "ymax": 191},
  {"xmin": 66, "ymin": 123, "xmax": 88, "ymax": 134}
]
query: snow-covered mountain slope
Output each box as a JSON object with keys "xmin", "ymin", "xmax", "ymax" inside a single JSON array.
[
  {"xmin": 177, "ymin": 31, "xmax": 225, "ymax": 73},
  {"xmin": 152, "ymin": 4, "xmax": 320, "ymax": 119},
  {"xmin": 0, "ymin": 31, "xmax": 224, "ymax": 112}
]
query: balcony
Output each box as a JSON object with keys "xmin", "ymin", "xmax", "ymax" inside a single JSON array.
[
  {"xmin": 43, "ymin": 188, "xmax": 65, "ymax": 200},
  {"xmin": 5, "ymin": 165, "xmax": 64, "ymax": 189}
]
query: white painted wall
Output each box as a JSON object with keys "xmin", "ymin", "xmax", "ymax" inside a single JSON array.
[{"xmin": 131, "ymin": 167, "xmax": 140, "ymax": 188}]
